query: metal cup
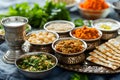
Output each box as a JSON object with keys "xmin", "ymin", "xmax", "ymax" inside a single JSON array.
[{"xmin": 1, "ymin": 16, "xmax": 28, "ymax": 64}]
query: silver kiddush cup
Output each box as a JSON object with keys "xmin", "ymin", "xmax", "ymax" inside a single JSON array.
[{"xmin": 1, "ymin": 16, "xmax": 28, "ymax": 64}]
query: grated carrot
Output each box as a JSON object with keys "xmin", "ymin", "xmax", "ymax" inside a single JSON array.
[
  {"xmin": 73, "ymin": 26, "xmax": 99, "ymax": 39},
  {"xmin": 80, "ymin": 0, "xmax": 109, "ymax": 10}
]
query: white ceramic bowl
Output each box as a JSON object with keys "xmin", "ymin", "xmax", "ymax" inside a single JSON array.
[
  {"xmin": 78, "ymin": 2, "xmax": 111, "ymax": 20},
  {"xmin": 44, "ymin": 20, "xmax": 75, "ymax": 38},
  {"xmin": 51, "ymin": 0, "xmax": 76, "ymax": 9},
  {"xmin": 92, "ymin": 18, "xmax": 120, "ymax": 40}
]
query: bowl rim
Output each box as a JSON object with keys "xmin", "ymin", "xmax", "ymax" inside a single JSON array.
[
  {"xmin": 69, "ymin": 27, "xmax": 102, "ymax": 41},
  {"xmin": 25, "ymin": 29, "xmax": 59, "ymax": 45},
  {"xmin": 52, "ymin": 37, "xmax": 87, "ymax": 56},
  {"xmin": 15, "ymin": 52, "xmax": 58, "ymax": 73},
  {"xmin": 66, "ymin": 0, "xmax": 77, "ymax": 8},
  {"xmin": 112, "ymin": 1, "xmax": 120, "ymax": 9},
  {"xmin": 44, "ymin": 20, "xmax": 75, "ymax": 34},
  {"xmin": 1, "ymin": 16, "xmax": 28, "ymax": 27},
  {"xmin": 92, "ymin": 18, "xmax": 120, "ymax": 32},
  {"xmin": 78, "ymin": 2, "xmax": 110, "ymax": 11}
]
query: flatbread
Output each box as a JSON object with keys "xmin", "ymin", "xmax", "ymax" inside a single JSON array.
[
  {"xmin": 96, "ymin": 44, "xmax": 120, "ymax": 57},
  {"xmin": 93, "ymin": 50, "xmax": 120, "ymax": 64},
  {"xmin": 96, "ymin": 44, "xmax": 120, "ymax": 61},
  {"xmin": 87, "ymin": 56, "xmax": 118, "ymax": 70},
  {"xmin": 87, "ymin": 38, "xmax": 120, "ymax": 70},
  {"xmin": 108, "ymin": 39, "xmax": 120, "ymax": 50},
  {"xmin": 105, "ymin": 42, "xmax": 120, "ymax": 54},
  {"xmin": 89, "ymin": 51, "xmax": 120, "ymax": 67}
]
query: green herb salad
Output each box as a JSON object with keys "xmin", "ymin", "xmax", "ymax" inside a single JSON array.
[{"xmin": 17, "ymin": 54, "xmax": 55, "ymax": 72}]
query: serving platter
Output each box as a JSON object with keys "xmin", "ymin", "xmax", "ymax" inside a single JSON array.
[
  {"xmin": 58, "ymin": 36, "xmax": 120, "ymax": 74},
  {"xmin": 58, "ymin": 61, "xmax": 120, "ymax": 74},
  {"xmin": 22, "ymin": 31, "xmax": 120, "ymax": 74}
]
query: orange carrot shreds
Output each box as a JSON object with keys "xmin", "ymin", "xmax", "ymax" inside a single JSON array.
[
  {"xmin": 79, "ymin": 0, "xmax": 109, "ymax": 10},
  {"xmin": 73, "ymin": 26, "xmax": 99, "ymax": 39}
]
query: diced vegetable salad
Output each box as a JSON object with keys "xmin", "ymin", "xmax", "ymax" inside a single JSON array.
[{"xmin": 18, "ymin": 54, "xmax": 55, "ymax": 72}]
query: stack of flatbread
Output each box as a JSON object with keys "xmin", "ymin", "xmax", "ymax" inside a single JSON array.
[{"xmin": 87, "ymin": 39, "xmax": 120, "ymax": 70}]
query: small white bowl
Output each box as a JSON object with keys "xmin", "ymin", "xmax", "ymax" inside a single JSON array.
[
  {"xmin": 78, "ymin": 2, "xmax": 111, "ymax": 20},
  {"xmin": 44, "ymin": 20, "xmax": 75, "ymax": 38},
  {"xmin": 51, "ymin": 0, "xmax": 77, "ymax": 9},
  {"xmin": 92, "ymin": 18, "xmax": 120, "ymax": 40}
]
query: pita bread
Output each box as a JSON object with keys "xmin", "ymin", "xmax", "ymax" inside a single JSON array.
[
  {"xmin": 105, "ymin": 42, "xmax": 120, "ymax": 54},
  {"xmin": 96, "ymin": 45, "xmax": 120, "ymax": 61},
  {"xmin": 87, "ymin": 56, "xmax": 118, "ymax": 70},
  {"xmin": 93, "ymin": 50, "xmax": 120, "ymax": 64},
  {"xmin": 87, "ymin": 38, "xmax": 120, "ymax": 70},
  {"xmin": 108, "ymin": 39, "xmax": 120, "ymax": 50}
]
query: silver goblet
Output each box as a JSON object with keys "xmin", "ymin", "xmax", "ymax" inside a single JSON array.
[{"xmin": 1, "ymin": 16, "xmax": 28, "ymax": 64}]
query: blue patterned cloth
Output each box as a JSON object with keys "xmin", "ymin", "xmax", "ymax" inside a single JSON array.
[
  {"xmin": 0, "ymin": 42, "xmax": 74, "ymax": 80},
  {"xmin": 1, "ymin": 42, "xmax": 120, "ymax": 80}
]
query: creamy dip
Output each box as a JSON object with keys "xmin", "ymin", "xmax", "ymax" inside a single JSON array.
[
  {"xmin": 46, "ymin": 22, "xmax": 73, "ymax": 32},
  {"xmin": 94, "ymin": 22, "xmax": 119, "ymax": 31}
]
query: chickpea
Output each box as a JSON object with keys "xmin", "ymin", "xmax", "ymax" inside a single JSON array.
[
  {"xmin": 42, "ymin": 31, "xmax": 48, "ymax": 35},
  {"xmin": 38, "ymin": 32, "xmax": 42, "ymax": 35},
  {"xmin": 51, "ymin": 37, "xmax": 56, "ymax": 41},
  {"xmin": 27, "ymin": 31, "xmax": 56, "ymax": 44},
  {"xmin": 38, "ymin": 35, "xmax": 44, "ymax": 40},
  {"xmin": 48, "ymin": 33, "xmax": 55, "ymax": 37},
  {"xmin": 44, "ymin": 38, "xmax": 49, "ymax": 43}
]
